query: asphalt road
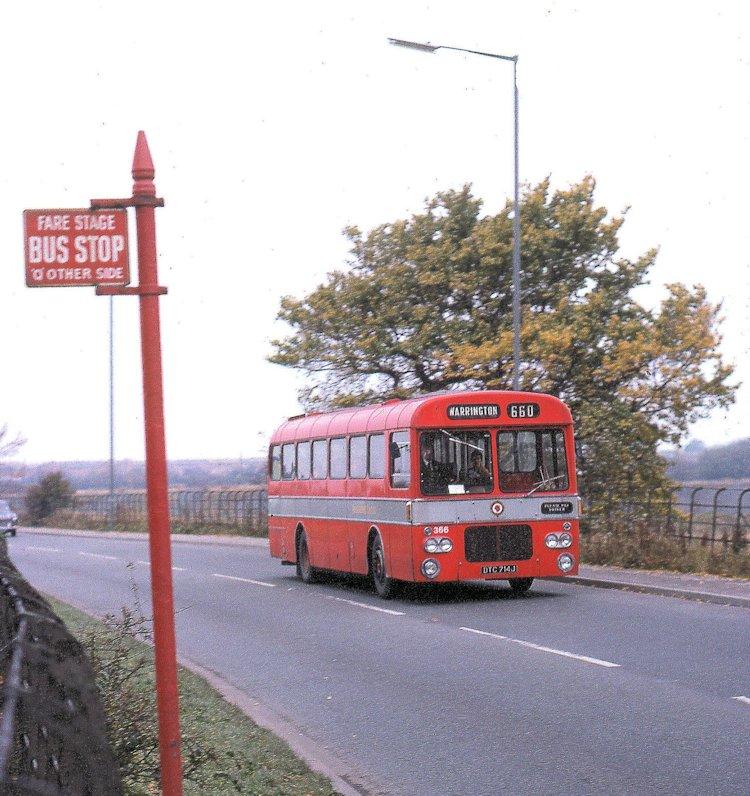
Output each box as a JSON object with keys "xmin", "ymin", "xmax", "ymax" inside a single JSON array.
[{"xmin": 8, "ymin": 533, "xmax": 750, "ymax": 796}]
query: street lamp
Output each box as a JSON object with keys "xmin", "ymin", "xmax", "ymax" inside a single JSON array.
[{"xmin": 388, "ymin": 37, "xmax": 522, "ymax": 390}]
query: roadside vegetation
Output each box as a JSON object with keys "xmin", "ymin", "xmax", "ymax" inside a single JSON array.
[
  {"xmin": 582, "ymin": 527, "xmax": 750, "ymax": 578},
  {"xmin": 49, "ymin": 596, "xmax": 335, "ymax": 795},
  {"xmin": 35, "ymin": 507, "xmax": 267, "ymax": 537},
  {"xmin": 269, "ymin": 177, "xmax": 736, "ymax": 510}
]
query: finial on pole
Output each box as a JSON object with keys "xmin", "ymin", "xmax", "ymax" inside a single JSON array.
[{"xmin": 132, "ymin": 131, "xmax": 156, "ymax": 197}]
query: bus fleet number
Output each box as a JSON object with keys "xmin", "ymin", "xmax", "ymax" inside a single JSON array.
[{"xmin": 507, "ymin": 402, "xmax": 540, "ymax": 419}]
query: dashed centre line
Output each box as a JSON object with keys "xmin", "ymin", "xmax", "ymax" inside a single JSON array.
[
  {"xmin": 212, "ymin": 573, "xmax": 276, "ymax": 588},
  {"xmin": 460, "ymin": 626, "xmax": 620, "ymax": 668},
  {"xmin": 134, "ymin": 560, "xmax": 185, "ymax": 572},
  {"xmin": 326, "ymin": 596, "xmax": 405, "ymax": 616},
  {"xmin": 25, "ymin": 545, "xmax": 60, "ymax": 553},
  {"xmin": 732, "ymin": 696, "xmax": 750, "ymax": 706},
  {"xmin": 79, "ymin": 551, "xmax": 118, "ymax": 561}
]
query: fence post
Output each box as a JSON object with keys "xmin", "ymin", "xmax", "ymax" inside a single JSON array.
[{"xmin": 734, "ymin": 489, "xmax": 750, "ymax": 554}]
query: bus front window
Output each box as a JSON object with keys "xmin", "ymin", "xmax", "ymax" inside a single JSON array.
[
  {"xmin": 419, "ymin": 430, "xmax": 493, "ymax": 496},
  {"xmin": 497, "ymin": 429, "xmax": 569, "ymax": 494}
]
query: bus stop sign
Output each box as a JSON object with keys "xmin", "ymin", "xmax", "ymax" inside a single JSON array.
[{"xmin": 23, "ymin": 208, "xmax": 130, "ymax": 287}]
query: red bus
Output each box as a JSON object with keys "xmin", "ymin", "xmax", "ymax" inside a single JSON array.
[{"xmin": 268, "ymin": 390, "xmax": 579, "ymax": 598}]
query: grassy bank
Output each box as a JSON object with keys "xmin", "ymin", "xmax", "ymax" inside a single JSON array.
[
  {"xmin": 49, "ymin": 598, "xmax": 335, "ymax": 795},
  {"xmin": 39, "ymin": 508, "xmax": 267, "ymax": 537},
  {"xmin": 34, "ymin": 513, "xmax": 748, "ymax": 579},
  {"xmin": 581, "ymin": 530, "xmax": 750, "ymax": 578}
]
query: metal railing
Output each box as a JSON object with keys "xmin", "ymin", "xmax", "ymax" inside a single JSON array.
[
  {"xmin": 69, "ymin": 487, "xmax": 268, "ymax": 534},
  {"xmin": 0, "ymin": 539, "xmax": 122, "ymax": 794},
  {"xmin": 3, "ymin": 484, "xmax": 748, "ymax": 552},
  {"xmin": 585, "ymin": 486, "xmax": 750, "ymax": 553}
]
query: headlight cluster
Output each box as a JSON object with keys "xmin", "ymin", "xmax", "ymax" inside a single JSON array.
[
  {"xmin": 421, "ymin": 558, "xmax": 440, "ymax": 579},
  {"xmin": 544, "ymin": 532, "xmax": 572, "ymax": 549},
  {"xmin": 424, "ymin": 537, "xmax": 453, "ymax": 554}
]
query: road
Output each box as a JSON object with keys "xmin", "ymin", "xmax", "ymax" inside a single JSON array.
[{"xmin": 8, "ymin": 532, "xmax": 750, "ymax": 796}]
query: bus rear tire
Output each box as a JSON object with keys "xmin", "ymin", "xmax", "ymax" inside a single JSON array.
[
  {"xmin": 508, "ymin": 577, "xmax": 533, "ymax": 594},
  {"xmin": 370, "ymin": 532, "xmax": 398, "ymax": 599},
  {"xmin": 296, "ymin": 531, "xmax": 319, "ymax": 584}
]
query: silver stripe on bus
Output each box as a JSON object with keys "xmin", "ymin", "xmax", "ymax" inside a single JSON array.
[{"xmin": 267, "ymin": 495, "xmax": 580, "ymax": 525}]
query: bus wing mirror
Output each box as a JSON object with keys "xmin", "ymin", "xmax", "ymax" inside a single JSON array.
[{"xmin": 390, "ymin": 441, "xmax": 401, "ymax": 459}]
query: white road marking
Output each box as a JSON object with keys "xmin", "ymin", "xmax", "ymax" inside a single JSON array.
[
  {"xmin": 25, "ymin": 545, "xmax": 60, "ymax": 553},
  {"xmin": 79, "ymin": 552, "xmax": 118, "ymax": 561},
  {"xmin": 732, "ymin": 696, "xmax": 750, "ymax": 706},
  {"xmin": 326, "ymin": 596, "xmax": 405, "ymax": 616},
  {"xmin": 460, "ymin": 627, "xmax": 509, "ymax": 640},
  {"xmin": 212, "ymin": 573, "xmax": 276, "ymax": 588},
  {"xmin": 460, "ymin": 626, "xmax": 620, "ymax": 668},
  {"xmin": 134, "ymin": 559, "xmax": 185, "ymax": 572}
]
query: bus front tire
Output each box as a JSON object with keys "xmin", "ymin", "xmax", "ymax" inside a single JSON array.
[
  {"xmin": 296, "ymin": 531, "xmax": 319, "ymax": 584},
  {"xmin": 508, "ymin": 577, "xmax": 534, "ymax": 594},
  {"xmin": 370, "ymin": 533, "xmax": 398, "ymax": 599}
]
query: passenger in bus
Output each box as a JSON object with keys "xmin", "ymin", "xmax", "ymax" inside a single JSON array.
[
  {"xmin": 464, "ymin": 450, "xmax": 492, "ymax": 493},
  {"xmin": 420, "ymin": 441, "xmax": 450, "ymax": 495}
]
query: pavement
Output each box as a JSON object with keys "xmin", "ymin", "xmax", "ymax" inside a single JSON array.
[
  {"xmin": 8, "ymin": 527, "xmax": 750, "ymax": 796},
  {"xmin": 20, "ymin": 526, "xmax": 750, "ymax": 607}
]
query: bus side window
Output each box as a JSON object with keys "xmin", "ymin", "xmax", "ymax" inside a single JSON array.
[
  {"xmin": 349, "ymin": 436, "xmax": 367, "ymax": 478},
  {"xmin": 281, "ymin": 443, "xmax": 296, "ymax": 480},
  {"xmin": 269, "ymin": 445, "xmax": 281, "ymax": 481},
  {"xmin": 368, "ymin": 433, "xmax": 385, "ymax": 478},
  {"xmin": 297, "ymin": 441, "xmax": 311, "ymax": 480},
  {"xmin": 390, "ymin": 431, "xmax": 411, "ymax": 488},
  {"xmin": 330, "ymin": 437, "xmax": 347, "ymax": 479},
  {"xmin": 312, "ymin": 439, "xmax": 328, "ymax": 479}
]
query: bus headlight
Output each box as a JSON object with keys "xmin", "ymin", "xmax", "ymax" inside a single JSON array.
[
  {"xmin": 557, "ymin": 553, "xmax": 575, "ymax": 573},
  {"xmin": 421, "ymin": 559, "xmax": 440, "ymax": 579},
  {"xmin": 558, "ymin": 532, "xmax": 572, "ymax": 548},
  {"xmin": 424, "ymin": 537, "xmax": 440, "ymax": 553},
  {"xmin": 438, "ymin": 537, "xmax": 453, "ymax": 553},
  {"xmin": 545, "ymin": 533, "xmax": 560, "ymax": 549}
]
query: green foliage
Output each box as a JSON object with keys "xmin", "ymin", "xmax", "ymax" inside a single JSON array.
[
  {"xmin": 582, "ymin": 524, "xmax": 750, "ymax": 578},
  {"xmin": 64, "ymin": 592, "xmax": 334, "ymax": 795},
  {"xmin": 269, "ymin": 178, "xmax": 736, "ymax": 503},
  {"xmin": 25, "ymin": 471, "xmax": 74, "ymax": 524}
]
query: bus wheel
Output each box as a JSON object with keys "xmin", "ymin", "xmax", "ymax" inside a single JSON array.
[
  {"xmin": 370, "ymin": 533, "xmax": 397, "ymax": 599},
  {"xmin": 296, "ymin": 531, "xmax": 319, "ymax": 584},
  {"xmin": 508, "ymin": 577, "xmax": 534, "ymax": 594}
]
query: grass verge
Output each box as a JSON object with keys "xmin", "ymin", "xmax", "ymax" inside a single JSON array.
[
  {"xmin": 40, "ymin": 509, "xmax": 267, "ymax": 537},
  {"xmin": 48, "ymin": 597, "xmax": 336, "ymax": 796},
  {"xmin": 582, "ymin": 529, "xmax": 750, "ymax": 578}
]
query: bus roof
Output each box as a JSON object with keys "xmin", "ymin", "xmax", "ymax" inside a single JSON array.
[{"xmin": 269, "ymin": 390, "xmax": 573, "ymax": 444}]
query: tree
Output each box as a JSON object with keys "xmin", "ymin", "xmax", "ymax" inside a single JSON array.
[
  {"xmin": 269, "ymin": 178, "xmax": 736, "ymax": 504},
  {"xmin": 25, "ymin": 471, "xmax": 74, "ymax": 525},
  {"xmin": 0, "ymin": 424, "xmax": 25, "ymax": 493}
]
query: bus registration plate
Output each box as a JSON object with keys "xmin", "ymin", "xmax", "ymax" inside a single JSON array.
[{"xmin": 481, "ymin": 565, "xmax": 517, "ymax": 574}]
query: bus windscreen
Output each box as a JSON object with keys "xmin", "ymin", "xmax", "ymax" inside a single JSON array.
[{"xmin": 419, "ymin": 430, "xmax": 494, "ymax": 495}]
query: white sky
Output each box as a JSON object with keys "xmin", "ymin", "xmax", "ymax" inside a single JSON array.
[{"xmin": 2, "ymin": 1, "xmax": 748, "ymax": 463}]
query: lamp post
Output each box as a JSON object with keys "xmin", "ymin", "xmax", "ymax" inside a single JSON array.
[{"xmin": 388, "ymin": 38, "xmax": 522, "ymax": 390}]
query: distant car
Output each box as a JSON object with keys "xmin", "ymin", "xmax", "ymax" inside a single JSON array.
[{"xmin": 0, "ymin": 500, "xmax": 17, "ymax": 537}]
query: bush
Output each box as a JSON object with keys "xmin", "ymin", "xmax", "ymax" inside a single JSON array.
[
  {"xmin": 25, "ymin": 471, "xmax": 74, "ymax": 524},
  {"xmin": 79, "ymin": 597, "xmax": 243, "ymax": 794},
  {"xmin": 582, "ymin": 523, "xmax": 750, "ymax": 578}
]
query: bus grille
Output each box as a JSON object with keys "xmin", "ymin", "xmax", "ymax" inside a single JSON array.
[{"xmin": 464, "ymin": 525, "xmax": 533, "ymax": 562}]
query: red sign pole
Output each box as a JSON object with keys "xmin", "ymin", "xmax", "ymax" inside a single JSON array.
[{"xmin": 95, "ymin": 132, "xmax": 183, "ymax": 795}]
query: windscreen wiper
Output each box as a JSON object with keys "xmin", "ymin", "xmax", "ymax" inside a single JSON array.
[
  {"xmin": 440, "ymin": 429, "xmax": 484, "ymax": 452},
  {"xmin": 524, "ymin": 473, "xmax": 567, "ymax": 497}
]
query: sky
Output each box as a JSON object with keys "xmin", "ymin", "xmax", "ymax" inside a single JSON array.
[{"xmin": 2, "ymin": 1, "xmax": 749, "ymax": 464}]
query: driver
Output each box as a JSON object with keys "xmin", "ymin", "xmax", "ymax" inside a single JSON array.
[
  {"xmin": 420, "ymin": 441, "xmax": 450, "ymax": 495},
  {"xmin": 465, "ymin": 450, "xmax": 492, "ymax": 491}
]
